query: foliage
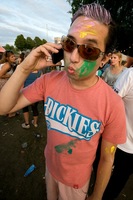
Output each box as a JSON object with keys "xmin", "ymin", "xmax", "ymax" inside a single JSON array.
[
  {"xmin": 34, "ymin": 37, "xmax": 43, "ymax": 47},
  {"xmin": 26, "ymin": 37, "xmax": 35, "ymax": 50},
  {"xmin": 67, "ymin": 0, "xmax": 133, "ymax": 56},
  {"xmin": 15, "ymin": 34, "xmax": 27, "ymax": 51},
  {"xmin": 14, "ymin": 34, "xmax": 47, "ymax": 52},
  {"xmin": 67, "ymin": 0, "xmax": 133, "ymax": 27},
  {"xmin": 3, "ymin": 44, "xmax": 18, "ymax": 54}
]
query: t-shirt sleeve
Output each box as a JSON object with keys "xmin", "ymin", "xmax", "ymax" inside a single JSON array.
[
  {"xmin": 22, "ymin": 75, "xmax": 45, "ymax": 103},
  {"xmin": 102, "ymin": 96, "xmax": 126, "ymax": 144},
  {"xmin": 114, "ymin": 68, "xmax": 133, "ymax": 98}
]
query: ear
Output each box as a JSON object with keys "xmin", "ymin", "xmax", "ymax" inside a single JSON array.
[
  {"xmin": 99, "ymin": 54, "xmax": 110, "ymax": 68},
  {"xmin": 101, "ymin": 54, "xmax": 110, "ymax": 62}
]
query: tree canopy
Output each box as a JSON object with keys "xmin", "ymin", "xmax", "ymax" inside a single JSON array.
[
  {"xmin": 67, "ymin": 0, "xmax": 133, "ymax": 56},
  {"xmin": 14, "ymin": 34, "xmax": 47, "ymax": 52}
]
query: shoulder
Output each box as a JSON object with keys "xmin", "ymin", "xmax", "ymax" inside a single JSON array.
[
  {"xmin": 115, "ymin": 68, "xmax": 133, "ymax": 86},
  {"xmin": 44, "ymin": 70, "xmax": 66, "ymax": 81},
  {"xmin": 99, "ymin": 78, "xmax": 122, "ymax": 103},
  {"xmin": 0, "ymin": 62, "xmax": 10, "ymax": 70},
  {"xmin": 34, "ymin": 70, "xmax": 67, "ymax": 87},
  {"xmin": 102, "ymin": 66, "xmax": 111, "ymax": 77},
  {"xmin": 114, "ymin": 68, "xmax": 133, "ymax": 94}
]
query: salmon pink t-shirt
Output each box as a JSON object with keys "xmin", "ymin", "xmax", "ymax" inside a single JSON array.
[{"xmin": 23, "ymin": 70, "xmax": 126, "ymax": 188}]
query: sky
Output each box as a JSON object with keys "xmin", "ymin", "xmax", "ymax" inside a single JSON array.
[{"xmin": 0, "ymin": 0, "xmax": 72, "ymax": 46}]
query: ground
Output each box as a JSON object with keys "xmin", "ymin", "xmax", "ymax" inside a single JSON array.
[{"xmin": 0, "ymin": 102, "xmax": 133, "ymax": 200}]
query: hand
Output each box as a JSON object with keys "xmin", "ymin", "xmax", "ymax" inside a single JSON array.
[{"xmin": 19, "ymin": 43, "xmax": 62, "ymax": 73}]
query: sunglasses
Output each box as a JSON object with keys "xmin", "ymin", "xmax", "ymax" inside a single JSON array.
[{"xmin": 61, "ymin": 36, "xmax": 104, "ymax": 61}]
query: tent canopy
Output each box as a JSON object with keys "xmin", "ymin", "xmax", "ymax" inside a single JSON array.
[{"xmin": 0, "ymin": 46, "xmax": 5, "ymax": 52}]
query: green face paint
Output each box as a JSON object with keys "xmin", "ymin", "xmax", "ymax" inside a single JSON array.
[{"xmin": 76, "ymin": 60, "xmax": 96, "ymax": 78}]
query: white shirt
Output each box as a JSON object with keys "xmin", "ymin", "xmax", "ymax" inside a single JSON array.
[{"xmin": 114, "ymin": 68, "xmax": 133, "ymax": 153}]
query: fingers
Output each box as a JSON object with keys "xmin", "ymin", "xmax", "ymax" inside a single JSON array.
[
  {"xmin": 19, "ymin": 42, "xmax": 62, "ymax": 72},
  {"xmin": 35, "ymin": 43, "xmax": 62, "ymax": 57}
]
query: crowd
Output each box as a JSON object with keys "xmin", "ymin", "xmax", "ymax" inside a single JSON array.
[
  {"xmin": 0, "ymin": 2, "xmax": 133, "ymax": 200},
  {"xmin": 0, "ymin": 49, "xmax": 62, "ymax": 125}
]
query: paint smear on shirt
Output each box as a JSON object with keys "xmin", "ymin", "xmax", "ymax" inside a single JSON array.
[{"xmin": 55, "ymin": 139, "xmax": 78, "ymax": 154}]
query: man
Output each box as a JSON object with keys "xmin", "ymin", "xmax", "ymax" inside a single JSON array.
[
  {"xmin": 103, "ymin": 67, "xmax": 133, "ymax": 200},
  {"xmin": 0, "ymin": 3, "xmax": 126, "ymax": 200}
]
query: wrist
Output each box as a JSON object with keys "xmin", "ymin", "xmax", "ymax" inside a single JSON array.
[{"xmin": 17, "ymin": 64, "xmax": 31, "ymax": 75}]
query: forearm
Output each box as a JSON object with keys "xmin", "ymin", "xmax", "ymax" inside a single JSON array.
[
  {"xmin": 0, "ymin": 74, "xmax": 11, "ymax": 78},
  {"xmin": 93, "ymin": 159, "xmax": 113, "ymax": 199},
  {"xmin": 0, "ymin": 64, "xmax": 30, "ymax": 114},
  {"xmin": 0, "ymin": 42, "xmax": 62, "ymax": 114}
]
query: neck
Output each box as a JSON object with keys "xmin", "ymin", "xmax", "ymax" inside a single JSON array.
[
  {"xmin": 69, "ymin": 75, "xmax": 99, "ymax": 90},
  {"xmin": 111, "ymin": 63, "xmax": 121, "ymax": 68}
]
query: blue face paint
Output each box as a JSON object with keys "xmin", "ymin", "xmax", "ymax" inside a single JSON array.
[{"xmin": 76, "ymin": 60, "xmax": 96, "ymax": 77}]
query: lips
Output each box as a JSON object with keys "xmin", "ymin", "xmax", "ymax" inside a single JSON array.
[{"xmin": 67, "ymin": 66, "xmax": 75, "ymax": 74}]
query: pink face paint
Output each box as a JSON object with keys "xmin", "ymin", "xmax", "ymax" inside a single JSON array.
[{"xmin": 69, "ymin": 19, "xmax": 97, "ymax": 38}]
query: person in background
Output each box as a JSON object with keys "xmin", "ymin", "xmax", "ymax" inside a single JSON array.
[
  {"xmin": 96, "ymin": 53, "xmax": 111, "ymax": 77},
  {"xmin": 42, "ymin": 61, "xmax": 62, "ymax": 74},
  {"xmin": 21, "ymin": 69, "xmax": 42, "ymax": 129},
  {"xmin": 0, "ymin": 50, "xmax": 17, "ymax": 117},
  {"xmin": 0, "ymin": 3, "xmax": 126, "ymax": 200},
  {"xmin": 102, "ymin": 50, "xmax": 126, "ymax": 88},
  {"xmin": 17, "ymin": 52, "xmax": 25, "ymax": 65},
  {"xmin": 0, "ymin": 50, "xmax": 16, "ymax": 90},
  {"xmin": 102, "ymin": 66, "xmax": 133, "ymax": 200},
  {"xmin": 0, "ymin": 46, "xmax": 5, "ymax": 60},
  {"xmin": 125, "ymin": 56, "xmax": 133, "ymax": 68}
]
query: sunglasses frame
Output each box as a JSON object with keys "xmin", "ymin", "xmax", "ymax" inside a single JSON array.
[{"xmin": 61, "ymin": 36, "xmax": 105, "ymax": 61}]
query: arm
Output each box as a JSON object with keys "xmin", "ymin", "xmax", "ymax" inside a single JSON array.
[
  {"xmin": 0, "ymin": 63, "xmax": 11, "ymax": 78},
  {"xmin": 87, "ymin": 139, "xmax": 117, "ymax": 200},
  {"xmin": 0, "ymin": 43, "xmax": 62, "ymax": 115},
  {"xmin": 125, "ymin": 56, "xmax": 133, "ymax": 68}
]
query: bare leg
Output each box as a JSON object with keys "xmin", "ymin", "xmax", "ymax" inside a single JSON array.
[
  {"xmin": 33, "ymin": 116, "xmax": 38, "ymax": 126},
  {"xmin": 23, "ymin": 112, "xmax": 30, "ymax": 124}
]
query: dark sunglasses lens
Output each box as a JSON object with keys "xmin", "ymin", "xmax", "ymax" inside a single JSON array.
[
  {"xmin": 62, "ymin": 36, "xmax": 102, "ymax": 61},
  {"xmin": 79, "ymin": 45, "xmax": 101, "ymax": 60},
  {"xmin": 62, "ymin": 37, "xmax": 75, "ymax": 52}
]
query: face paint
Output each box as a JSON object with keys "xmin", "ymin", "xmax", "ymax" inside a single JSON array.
[
  {"xmin": 69, "ymin": 19, "xmax": 97, "ymax": 38},
  {"xmin": 111, "ymin": 146, "xmax": 116, "ymax": 154},
  {"xmin": 80, "ymin": 30, "xmax": 97, "ymax": 38},
  {"xmin": 105, "ymin": 147, "xmax": 109, "ymax": 154},
  {"xmin": 105, "ymin": 146, "xmax": 116, "ymax": 154},
  {"xmin": 76, "ymin": 60, "xmax": 96, "ymax": 78}
]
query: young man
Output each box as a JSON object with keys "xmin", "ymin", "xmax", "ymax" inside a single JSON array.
[
  {"xmin": 103, "ymin": 67, "xmax": 133, "ymax": 200},
  {"xmin": 0, "ymin": 3, "xmax": 126, "ymax": 200}
]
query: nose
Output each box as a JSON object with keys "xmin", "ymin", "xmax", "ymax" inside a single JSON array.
[{"xmin": 70, "ymin": 47, "xmax": 81, "ymax": 63}]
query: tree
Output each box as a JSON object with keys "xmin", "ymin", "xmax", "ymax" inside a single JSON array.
[
  {"xmin": 67, "ymin": 0, "xmax": 133, "ymax": 56},
  {"xmin": 15, "ymin": 34, "xmax": 27, "ymax": 51},
  {"xmin": 67, "ymin": 0, "xmax": 133, "ymax": 27},
  {"xmin": 14, "ymin": 35, "xmax": 47, "ymax": 52},
  {"xmin": 34, "ymin": 37, "xmax": 45, "ymax": 47},
  {"xmin": 3, "ymin": 44, "xmax": 18, "ymax": 54},
  {"xmin": 42, "ymin": 39, "xmax": 47, "ymax": 45},
  {"xmin": 26, "ymin": 37, "xmax": 35, "ymax": 50}
]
